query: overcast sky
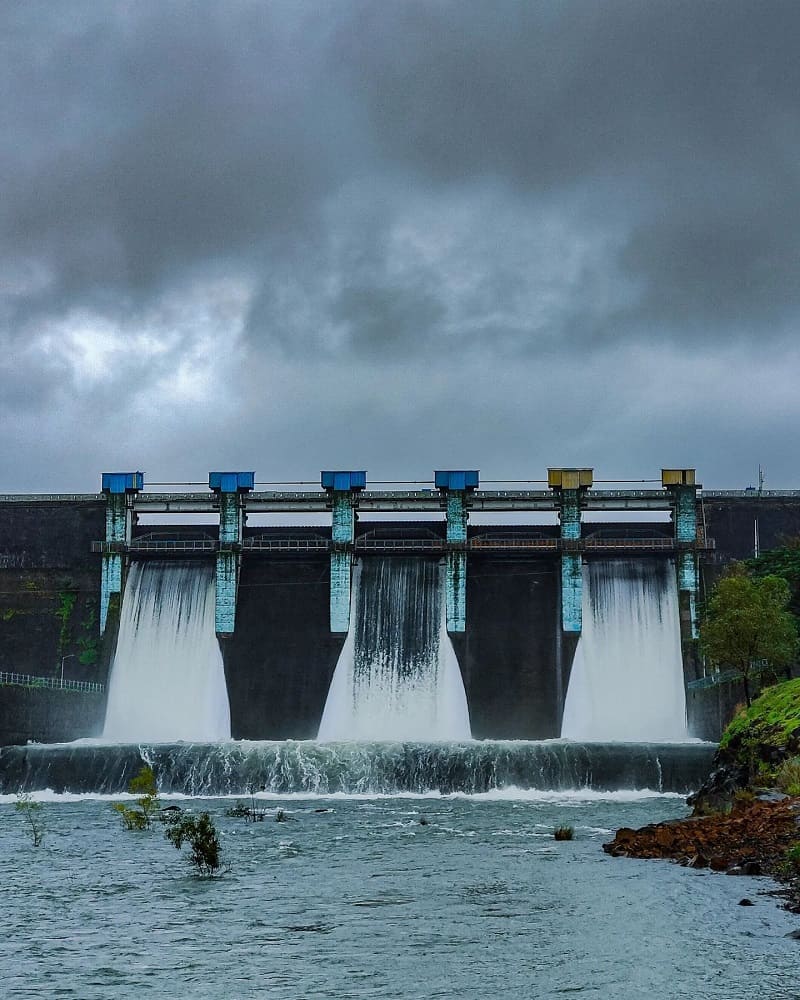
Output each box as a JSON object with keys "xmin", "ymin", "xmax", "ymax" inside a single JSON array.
[{"xmin": 2, "ymin": 1, "xmax": 799, "ymax": 493}]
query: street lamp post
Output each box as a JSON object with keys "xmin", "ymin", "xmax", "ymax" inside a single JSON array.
[{"xmin": 59, "ymin": 654, "xmax": 76, "ymax": 689}]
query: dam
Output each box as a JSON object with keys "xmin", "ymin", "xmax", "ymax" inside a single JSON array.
[{"xmin": 1, "ymin": 466, "xmax": 799, "ymax": 750}]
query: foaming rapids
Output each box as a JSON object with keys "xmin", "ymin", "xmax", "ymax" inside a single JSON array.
[
  {"xmin": 103, "ymin": 561, "xmax": 231, "ymax": 742},
  {"xmin": 318, "ymin": 558, "xmax": 471, "ymax": 741},
  {"xmin": 0, "ymin": 740, "xmax": 716, "ymax": 796}
]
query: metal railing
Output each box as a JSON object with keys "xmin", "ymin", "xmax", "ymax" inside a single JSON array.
[
  {"xmin": 92, "ymin": 535, "xmax": 714, "ymax": 555},
  {"xmin": 243, "ymin": 538, "xmax": 329, "ymax": 552},
  {"xmin": 0, "ymin": 671, "xmax": 104, "ymax": 693},
  {"xmin": 470, "ymin": 537, "xmax": 556, "ymax": 550},
  {"xmin": 355, "ymin": 538, "xmax": 446, "ymax": 552},
  {"xmin": 92, "ymin": 539, "xmax": 217, "ymax": 553},
  {"xmin": 687, "ymin": 660, "xmax": 772, "ymax": 691}
]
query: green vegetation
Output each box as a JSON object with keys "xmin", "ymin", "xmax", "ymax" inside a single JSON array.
[
  {"xmin": 783, "ymin": 842, "xmax": 800, "ymax": 876},
  {"xmin": 15, "ymin": 793, "xmax": 44, "ymax": 846},
  {"xmin": 55, "ymin": 589, "xmax": 78, "ymax": 657},
  {"xmin": 553, "ymin": 825, "xmax": 574, "ymax": 841},
  {"xmin": 700, "ymin": 566, "xmax": 798, "ymax": 705},
  {"xmin": 164, "ymin": 812, "xmax": 222, "ymax": 876},
  {"xmin": 746, "ymin": 539, "xmax": 800, "ymax": 622},
  {"xmin": 775, "ymin": 757, "xmax": 800, "ymax": 797},
  {"xmin": 717, "ymin": 678, "xmax": 800, "ymax": 789},
  {"xmin": 225, "ymin": 798, "xmax": 266, "ymax": 822},
  {"xmin": 77, "ymin": 605, "xmax": 100, "ymax": 666},
  {"xmin": 720, "ymin": 677, "xmax": 800, "ymax": 752},
  {"xmin": 112, "ymin": 765, "xmax": 160, "ymax": 830},
  {"xmin": 224, "ymin": 784, "xmax": 266, "ymax": 822}
]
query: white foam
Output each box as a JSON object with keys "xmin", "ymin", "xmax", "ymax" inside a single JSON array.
[
  {"xmin": 318, "ymin": 558, "xmax": 471, "ymax": 741},
  {"xmin": 0, "ymin": 786, "xmax": 685, "ymax": 805},
  {"xmin": 562, "ymin": 560, "xmax": 688, "ymax": 741},
  {"xmin": 103, "ymin": 561, "xmax": 231, "ymax": 742}
]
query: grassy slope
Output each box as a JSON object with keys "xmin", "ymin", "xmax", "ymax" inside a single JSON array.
[{"xmin": 719, "ymin": 678, "xmax": 800, "ymax": 783}]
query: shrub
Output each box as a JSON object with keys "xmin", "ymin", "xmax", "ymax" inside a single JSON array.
[
  {"xmin": 224, "ymin": 787, "xmax": 266, "ymax": 822},
  {"xmin": 113, "ymin": 803, "xmax": 149, "ymax": 830},
  {"xmin": 775, "ymin": 756, "xmax": 800, "ymax": 797},
  {"xmin": 164, "ymin": 812, "xmax": 222, "ymax": 876},
  {"xmin": 225, "ymin": 801, "xmax": 251, "ymax": 819},
  {"xmin": 15, "ymin": 793, "xmax": 44, "ymax": 846},
  {"xmin": 112, "ymin": 765, "xmax": 160, "ymax": 830},
  {"xmin": 782, "ymin": 842, "xmax": 800, "ymax": 876},
  {"xmin": 553, "ymin": 825, "xmax": 574, "ymax": 841}
]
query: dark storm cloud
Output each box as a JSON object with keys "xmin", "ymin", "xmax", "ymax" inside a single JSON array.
[
  {"xmin": 1, "ymin": 1, "xmax": 353, "ymax": 328},
  {"xmin": 2, "ymin": 1, "xmax": 800, "ymax": 489},
  {"xmin": 3, "ymin": 0, "xmax": 800, "ymax": 353},
  {"xmin": 331, "ymin": 0, "xmax": 800, "ymax": 340}
]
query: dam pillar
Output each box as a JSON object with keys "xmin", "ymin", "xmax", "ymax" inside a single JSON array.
[
  {"xmin": 549, "ymin": 468, "xmax": 593, "ymax": 633},
  {"xmin": 209, "ymin": 472, "xmax": 254, "ymax": 639},
  {"xmin": 436, "ymin": 470, "xmax": 479, "ymax": 633},
  {"xmin": 323, "ymin": 471, "xmax": 367, "ymax": 633},
  {"xmin": 100, "ymin": 472, "xmax": 143, "ymax": 634},
  {"xmin": 663, "ymin": 469, "xmax": 700, "ymax": 641}
]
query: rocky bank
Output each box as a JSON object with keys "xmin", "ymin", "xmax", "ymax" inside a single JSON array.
[{"xmin": 604, "ymin": 679, "xmax": 800, "ymax": 912}]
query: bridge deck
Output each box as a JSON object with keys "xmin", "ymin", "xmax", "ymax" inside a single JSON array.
[
  {"xmin": 4, "ymin": 488, "xmax": 800, "ymax": 513},
  {"xmin": 91, "ymin": 536, "xmax": 713, "ymax": 556}
]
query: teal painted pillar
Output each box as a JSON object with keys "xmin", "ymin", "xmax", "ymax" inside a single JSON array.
[
  {"xmin": 548, "ymin": 469, "xmax": 592, "ymax": 634},
  {"xmin": 435, "ymin": 471, "xmax": 478, "ymax": 633},
  {"xmin": 100, "ymin": 472, "xmax": 142, "ymax": 634},
  {"xmin": 322, "ymin": 472, "xmax": 366, "ymax": 633},
  {"xmin": 673, "ymin": 484, "xmax": 699, "ymax": 640},
  {"xmin": 330, "ymin": 492, "xmax": 355, "ymax": 633},
  {"xmin": 216, "ymin": 492, "xmax": 242, "ymax": 638},
  {"xmin": 559, "ymin": 489, "xmax": 583, "ymax": 634},
  {"xmin": 210, "ymin": 472, "xmax": 254, "ymax": 638},
  {"xmin": 445, "ymin": 491, "xmax": 468, "ymax": 633},
  {"xmin": 100, "ymin": 494, "xmax": 128, "ymax": 634}
]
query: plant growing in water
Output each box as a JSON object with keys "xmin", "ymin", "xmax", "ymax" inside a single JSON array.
[
  {"xmin": 164, "ymin": 812, "xmax": 222, "ymax": 876},
  {"xmin": 112, "ymin": 765, "xmax": 160, "ymax": 830},
  {"xmin": 16, "ymin": 793, "xmax": 44, "ymax": 846},
  {"xmin": 224, "ymin": 784, "xmax": 266, "ymax": 822}
]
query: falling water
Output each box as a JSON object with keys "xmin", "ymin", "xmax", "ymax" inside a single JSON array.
[
  {"xmin": 561, "ymin": 559, "xmax": 687, "ymax": 742},
  {"xmin": 103, "ymin": 561, "xmax": 231, "ymax": 742},
  {"xmin": 318, "ymin": 558, "xmax": 472, "ymax": 741}
]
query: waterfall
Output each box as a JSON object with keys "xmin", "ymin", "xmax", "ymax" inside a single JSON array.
[
  {"xmin": 561, "ymin": 559, "xmax": 687, "ymax": 742},
  {"xmin": 0, "ymin": 740, "xmax": 716, "ymax": 796},
  {"xmin": 103, "ymin": 561, "xmax": 231, "ymax": 742},
  {"xmin": 318, "ymin": 558, "xmax": 471, "ymax": 741}
]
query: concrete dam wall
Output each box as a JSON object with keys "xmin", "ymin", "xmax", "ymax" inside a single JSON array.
[{"xmin": 2, "ymin": 491, "xmax": 799, "ymax": 745}]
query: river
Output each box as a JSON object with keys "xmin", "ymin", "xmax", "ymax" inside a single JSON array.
[{"xmin": 1, "ymin": 791, "xmax": 797, "ymax": 999}]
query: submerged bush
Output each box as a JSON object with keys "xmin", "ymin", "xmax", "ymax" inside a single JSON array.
[
  {"xmin": 112, "ymin": 765, "xmax": 160, "ymax": 830},
  {"xmin": 553, "ymin": 825, "xmax": 574, "ymax": 841},
  {"xmin": 165, "ymin": 812, "xmax": 222, "ymax": 876},
  {"xmin": 15, "ymin": 793, "xmax": 44, "ymax": 847},
  {"xmin": 225, "ymin": 788, "xmax": 266, "ymax": 822},
  {"xmin": 113, "ymin": 803, "xmax": 149, "ymax": 830}
]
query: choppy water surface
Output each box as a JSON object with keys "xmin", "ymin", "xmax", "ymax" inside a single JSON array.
[{"xmin": 1, "ymin": 793, "xmax": 797, "ymax": 999}]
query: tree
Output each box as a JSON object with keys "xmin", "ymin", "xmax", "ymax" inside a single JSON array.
[
  {"xmin": 746, "ymin": 538, "xmax": 800, "ymax": 622},
  {"xmin": 700, "ymin": 567, "xmax": 798, "ymax": 706},
  {"xmin": 164, "ymin": 812, "xmax": 222, "ymax": 876},
  {"xmin": 112, "ymin": 765, "xmax": 160, "ymax": 830},
  {"xmin": 15, "ymin": 793, "xmax": 44, "ymax": 847}
]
